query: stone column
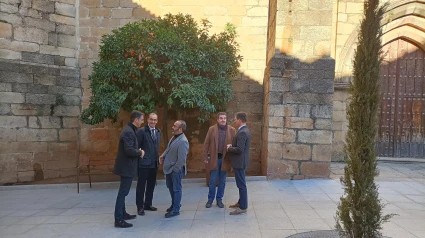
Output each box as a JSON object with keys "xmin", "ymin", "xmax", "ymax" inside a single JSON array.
[{"xmin": 264, "ymin": 54, "xmax": 335, "ymax": 179}]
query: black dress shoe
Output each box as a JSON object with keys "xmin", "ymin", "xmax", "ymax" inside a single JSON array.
[
  {"xmin": 114, "ymin": 220, "xmax": 133, "ymax": 228},
  {"xmin": 123, "ymin": 213, "xmax": 136, "ymax": 220},
  {"xmin": 144, "ymin": 205, "xmax": 157, "ymax": 211},
  {"xmin": 138, "ymin": 208, "xmax": 145, "ymax": 216},
  {"xmin": 165, "ymin": 211, "xmax": 180, "ymax": 218},
  {"xmin": 166, "ymin": 204, "xmax": 181, "ymax": 212}
]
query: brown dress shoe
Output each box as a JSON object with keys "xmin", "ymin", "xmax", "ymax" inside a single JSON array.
[
  {"xmin": 229, "ymin": 208, "xmax": 247, "ymax": 215},
  {"xmin": 229, "ymin": 202, "xmax": 240, "ymax": 208}
]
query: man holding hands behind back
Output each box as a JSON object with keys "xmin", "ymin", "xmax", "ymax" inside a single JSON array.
[
  {"xmin": 136, "ymin": 113, "xmax": 160, "ymax": 216},
  {"xmin": 159, "ymin": 120, "xmax": 189, "ymax": 218},
  {"xmin": 113, "ymin": 111, "xmax": 145, "ymax": 228}
]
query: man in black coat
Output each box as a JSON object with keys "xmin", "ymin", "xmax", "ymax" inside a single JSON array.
[
  {"xmin": 136, "ymin": 113, "xmax": 161, "ymax": 216},
  {"xmin": 226, "ymin": 112, "xmax": 251, "ymax": 215},
  {"xmin": 113, "ymin": 111, "xmax": 145, "ymax": 228}
]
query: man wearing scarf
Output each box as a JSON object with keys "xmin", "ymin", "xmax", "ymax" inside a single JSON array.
[{"xmin": 203, "ymin": 112, "xmax": 236, "ymax": 208}]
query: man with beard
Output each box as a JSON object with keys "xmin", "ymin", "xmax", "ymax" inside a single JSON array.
[
  {"xmin": 159, "ymin": 120, "xmax": 189, "ymax": 218},
  {"xmin": 113, "ymin": 111, "xmax": 145, "ymax": 228},
  {"xmin": 203, "ymin": 112, "xmax": 236, "ymax": 208},
  {"xmin": 136, "ymin": 113, "xmax": 160, "ymax": 216}
]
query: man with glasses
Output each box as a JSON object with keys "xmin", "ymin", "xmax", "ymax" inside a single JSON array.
[
  {"xmin": 226, "ymin": 112, "xmax": 251, "ymax": 215},
  {"xmin": 159, "ymin": 120, "xmax": 189, "ymax": 218},
  {"xmin": 136, "ymin": 113, "xmax": 160, "ymax": 216}
]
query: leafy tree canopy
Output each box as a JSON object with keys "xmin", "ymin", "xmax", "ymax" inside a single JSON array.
[{"xmin": 80, "ymin": 13, "xmax": 243, "ymax": 125}]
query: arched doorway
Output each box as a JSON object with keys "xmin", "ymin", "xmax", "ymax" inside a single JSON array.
[{"xmin": 377, "ymin": 38, "xmax": 425, "ymax": 158}]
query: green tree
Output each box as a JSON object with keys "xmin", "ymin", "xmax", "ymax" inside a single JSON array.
[
  {"xmin": 335, "ymin": 0, "xmax": 393, "ymax": 237},
  {"xmin": 80, "ymin": 13, "xmax": 242, "ymax": 144}
]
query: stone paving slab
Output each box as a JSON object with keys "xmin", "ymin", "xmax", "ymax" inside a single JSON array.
[{"xmin": 0, "ymin": 162, "xmax": 424, "ymax": 238}]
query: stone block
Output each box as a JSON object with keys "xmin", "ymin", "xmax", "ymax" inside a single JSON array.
[
  {"xmin": 54, "ymin": 56, "xmax": 66, "ymax": 66},
  {"xmin": 267, "ymin": 159, "xmax": 299, "ymax": 179},
  {"xmin": 12, "ymin": 83, "xmax": 28, "ymax": 93},
  {"xmin": 49, "ymin": 14, "xmax": 75, "ymax": 26},
  {"xmin": 204, "ymin": 6, "xmax": 227, "ymax": 16},
  {"xmin": 246, "ymin": 7, "xmax": 268, "ymax": 17},
  {"xmin": 0, "ymin": 49, "xmax": 21, "ymax": 60},
  {"xmin": 0, "ymin": 3, "xmax": 19, "ymax": 13},
  {"xmin": 60, "ymin": 68, "xmax": 79, "ymax": 77},
  {"xmin": 0, "ymin": 171, "xmax": 17, "ymax": 184},
  {"xmin": 0, "ymin": 142, "xmax": 48, "ymax": 153},
  {"xmin": 0, "ymin": 22, "xmax": 12, "ymax": 38},
  {"xmin": 34, "ymin": 75, "xmax": 56, "ymax": 85},
  {"xmin": 285, "ymin": 93, "xmax": 333, "ymax": 105},
  {"xmin": 0, "ymin": 12, "xmax": 22, "ymax": 25},
  {"xmin": 312, "ymin": 145, "xmax": 332, "ymax": 162},
  {"xmin": 0, "ymin": 71, "xmax": 33, "ymax": 84},
  {"xmin": 56, "ymin": 24, "xmax": 76, "ymax": 35},
  {"xmin": 56, "ymin": 76, "xmax": 81, "ymax": 87},
  {"xmin": 17, "ymin": 171, "xmax": 35, "ymax": 182},
  {"xmin": 22, "ymin": 52, "xmax": 54, "ymax": 65},
  {"xmin": 55, "ymin": 2, "xmax": 76, "ymax": 17},
  {"xmin": 298, "ymin": 130, "xmax": 332, "ymax": 144},
  {"xmin": 268, "ymin": 142, "xmax": 283, "ymax": 160},
  {"xmin": 14, "ymin": 27, "xmax": 48, "ymax": 44},
  {"xmin": 62, "ymin": 95, "xmax": 81, "ymax": 106},
  {"xmin": 59, "ymin": 129, "xmax": 78, "ymax": 141},
  {"xmin": 283, "ymin": 105, "xmax": 297, "ymax": 117},
  {"xmin": 270, "ymin": 77, "xmax": 288, "ymax": 92},
  {"xmin": 283, "ymin": 143, "xmax": 311, "ymax": 160},
  {"xmin": 0, "ymin": 83, "xmax": 12, "ymax": 92},
  {"xmin": 310, "ymin": 79, "xmax": 334, "ymax": 94},
  {"xmin": 0, "ymin": 128, "xmax": 17, "ymax": 141},
  {"xmin": 312, "ymin": 105, "xmax": 332, "ymax": 119},
  {"xmin": 90, "ymin": 8, "xmax": 111, "ymax": 17},
  {"xmin": 120, "ymin": 0, "xmax": 138, "ymax": 7},
  {"xmin": 11, "ymin": 104, "xmax": 51, "ymax": 116},
  {"xmin": 269, "ymin": 116, "xmax": 283, "ymax": 128},
  {"xmin": 33, "ymin": 0, "xmax": 55, "ymax": 12},
  {"xmin": 301, "ymin": 162, "xmax": 330, "ymax": 178},
  {"xmin": 49, "ymin": 85, "xmax": 81, "ymax": 96},
  {"xmin": 25, "ymin": 94, "xmax": 56, "ymax": 104},
  {"xmin": 17, "ymin": 128, "xmax": 58, "ymax": 141},
  {"xmin": 315, "ymin": 119, "xmax": 332, "ymax": 130},
  {"xmin": 62, "ymin": 117, "xmax": 80, "ymax": 128},
  {"xmin": 52, "ymin": 105, "xmax": 80, "ymax": 116},
  {"xmin": 297, "ymin": 105, "xmax": 311, "ymax": 117},
  {"xmin": 23, "ymin": 17, "xmax": 56, "ymax": 32},
  {"xmin": 0, "ymin": 154, "xmax": 18, "ymax": 171},
  {"xmin": 0, "ymin": 116, "xmax": 27, "ymax": 128},
  {"xmin": 0, "ymin": 92, "xmax": 25, "ymax": 103},
  {"xmin": 103, "ymin": 0, "xmax": 119, "ymax": 7},
  {"xmin": 290, "ymin": 80, "xmax": 310, "ymax": 93},
  {"xmin": 241, "ymin": 16, "xmax": 268, "ymax": 26},
  {"xmin": 111, "ymin": 8, "xmax": 132, "ymax": 18},
  {"xmin": 0, "ymin": 104, "xmax": 11, "ymax": 115},
  {"xmin": 269, "ymin": 92, "xmax": 282, "ymax": 104},
  {"xmin": 39, "ymin": 45, "xmax": 75, "ymax": 57},
  {"xmin": 29, "ymin": 116, "xmax": 61, "ymax": 128},
  {"xmin": 93, "ymin": 140, "xmax": 110, "ymax": 152},
  {"xmin": 65, "ymin": 58, "xmax": 77, "ymax": 67},
  {"xmin": 81, "ymin": 0, "xmax": 101, "ymax": 7},
  {"xmin": 0, "ymin": 39, "xmax": 40, "ymax": 52},
  {"xmin": 285, "ymin": 117, "xmax": 313, "ymax": 129},
  {"xmin": 48, "ymin": 33, "xmax": 58, "ymax": 46},
  {"xmin": 269, "ymin": 128, "xmax": 296, "ymax": 143}
]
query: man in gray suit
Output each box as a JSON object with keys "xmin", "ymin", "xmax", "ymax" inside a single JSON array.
[
  {"xmin": 159, "ymin": 120, "xmax": 189, "ymax": 218},
  {"xmin": 226, "ymin": 112, "xmax": 251, "ymax": 215}
]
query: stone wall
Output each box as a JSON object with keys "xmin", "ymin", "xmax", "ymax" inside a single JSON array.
[
  {"xmin": 264, "ymin": 55, "xmax": 334, "ymax": 179},
  {"xmin": 0, "ymin": 0, "xmax": 80, "ymax": 184},
  {"xmin": 78, "ymin": 0, "xmax": 269, "ymax": 175}
]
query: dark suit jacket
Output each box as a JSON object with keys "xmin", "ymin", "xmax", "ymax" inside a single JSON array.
[
  {"xmin": 162, "ymin": 134, "xmax": 189, "ymax": 175},
  {"xmin": 136, "ymin": 125, "xmax": 160, "ymax": 168},
  {"xmin": 227, "ymin": 126, "xmax": 251, "ymax": 169},
  {"xmin": 113, "ymin": 122, "xmax": 142, "ymax": 178}
]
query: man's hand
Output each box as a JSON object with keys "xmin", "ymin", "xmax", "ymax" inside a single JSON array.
[
  {"xmin": 226, "ymin": 144, "xmax": 232, "ymax": 151},
  {"xmin": 159, "ymin": 155, "xmax": 164, "ymax": 164},
  {"xmin": 204, "ymin": 159, "xmax": 208, "ymax": 164},
  {"xmin": 139, "ymin": 149, "xmax": 145, "ymax": 158}
]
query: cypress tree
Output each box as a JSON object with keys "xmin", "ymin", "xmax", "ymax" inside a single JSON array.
[{"xmin": 335, "ymin": 0, "xmax": 393, "ymax": 237}]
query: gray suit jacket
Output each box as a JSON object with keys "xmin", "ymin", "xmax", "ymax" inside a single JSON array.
[
  {"xmin": 162, "ymin": 134, "xmax": 189, "ymax": 175},
  {"xmin": 227, "ymin": 126, "xmax": 251, "ymax": 169}
]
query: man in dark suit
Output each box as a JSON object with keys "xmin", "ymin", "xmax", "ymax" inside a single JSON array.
[
  {"xmin": 113, "ymin": 111, "xmax": 145, "ymax": 228},
  {"xmin": 226, "ymin": 112, "xmax": 251, "ymax": 215},
  {"xmin": 159, "ymin": 120, "xmax": 189, "ymax": 218},
  {"xmin": 136, "ymin": 113, "xmax": 160, "ymax": 216}
]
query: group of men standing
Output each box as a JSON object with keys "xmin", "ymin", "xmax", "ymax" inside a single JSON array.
[{"xmin": 112, "ymin": 111, "xmax": 251, "ymax": 228}]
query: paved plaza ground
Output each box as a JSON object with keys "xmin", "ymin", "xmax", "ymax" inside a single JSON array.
[{"xmin": 0, "ymin": 162, "xmax": 424, "ymax": 238}]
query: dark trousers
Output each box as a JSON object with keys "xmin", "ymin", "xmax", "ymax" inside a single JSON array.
[
  {"xmin": 136, "ymin": 167, "xmax": 158, "ymax": 209},
  {"xmin": 208, "ymin": 158, "xmax": 227, "ymax": 202},
  {"xmin": 234, "ymin": 168, "xmax": 248, "ymax": 210},
  {"xmin": 114, "ymin": 176, "xmax": 133, "ymax": 222},
  {"xmin": 165, "ymin": 169, "xmax": 183, "ymax": 213}
]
